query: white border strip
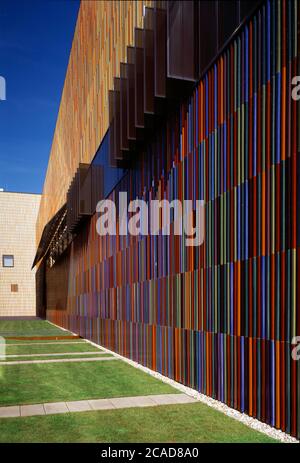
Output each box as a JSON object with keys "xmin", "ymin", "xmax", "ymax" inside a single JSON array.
[
  {"xmin": 48, "ymin": 320, "xmax": 298, "ymax": 443},
  {"xmin": 46, "ymin": 320, "xmax": 70, "ymax": 333}
]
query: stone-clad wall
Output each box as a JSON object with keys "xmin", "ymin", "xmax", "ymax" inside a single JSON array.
[{"xmin": 0, "ymin": 192, "xmax": 41, "ymax": 316}]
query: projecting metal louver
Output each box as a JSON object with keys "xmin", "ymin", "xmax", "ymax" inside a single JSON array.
[
  {"xmin": 66, "ymin": 163, "xmax": 104, "ymax": 232},
  {"xmin": 108, "ymin": 1, "xmax": 264, "ymax": 167},
  {"xmin": 108, "ymin": 3, "xmax": 196, "ymax": 167}
]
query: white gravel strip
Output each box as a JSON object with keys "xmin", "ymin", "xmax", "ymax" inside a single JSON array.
[
  {"xmin": 48, "ymin": 321, "xmax": 299, "ymax": 443},
  {"xmin": 46, "ymin": 321, "xmax": 70, "ymax": 332}
]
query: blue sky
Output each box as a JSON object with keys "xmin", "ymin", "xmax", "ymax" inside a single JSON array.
[{"xmin": 0, "ymin": 0, "xmax": 79, "ymax": 194}]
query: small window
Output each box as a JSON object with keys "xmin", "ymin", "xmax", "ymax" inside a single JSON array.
[
  {"xmin": 11, "ymin": 284, "xmax": 18, "ymax": 293},
  {"xmin": 2, "ymin": 255, "xmax": 14, "ymax": 267}
]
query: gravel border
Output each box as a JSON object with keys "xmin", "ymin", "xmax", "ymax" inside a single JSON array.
[{"xmin": 47, "ymin": 321, "xmax": 299, "ymax": 443}]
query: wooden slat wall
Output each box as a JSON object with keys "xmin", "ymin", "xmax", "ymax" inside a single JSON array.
[{"xmin": 37, "ymin": 1, "xmax": 153, "ymax": 244}]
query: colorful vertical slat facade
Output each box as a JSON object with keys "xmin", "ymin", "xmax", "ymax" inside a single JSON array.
[{"xmin": 46, "ymin": 0, "xmax": 300, "ymax": 439}]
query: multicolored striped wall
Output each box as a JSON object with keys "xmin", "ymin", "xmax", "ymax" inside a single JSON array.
[{"xmin": 46, "ymin": 0, "xmax": 300, "ymax": 439}]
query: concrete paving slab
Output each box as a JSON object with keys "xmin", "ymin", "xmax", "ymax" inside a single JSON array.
[
  {"xmin": 109, "ymin": 397, "xmax": 137, "ymax": 409},
  {"xmin": 44, "ymin": 402, "xmax": 69, "ymax": 415},
  {"xmin": 172, "ymin": 394, "xmax": 197, "ymax": 404},
  {"xmin": 149, "ymin": 394, "xmax": 181, "ymax": 405},
  {"xmin": 0, "ymin": 406, "xmax": 20, "ymax": 418},
  {"xmin": 20, "ymin": 404, "xmax": 45, "ymax": 417},
  {"xmin": 130, "ymin": 396, "xmax": 157, "ymax": 407},
  {"xmin": 0, "ymin": 394, "xmax": 196, "ymax": 418},
  {"xmin": 66, "ymin": 401, "xmax": 93, "ymax": 412},
  {"xmin": 88, "ymin": 399, "xmax": 115, "ymax": 410}
]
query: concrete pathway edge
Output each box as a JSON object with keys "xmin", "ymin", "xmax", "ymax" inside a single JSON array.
[{"xmin": 0, "ymin": 393, "xmax": 196, "ymax": 418}]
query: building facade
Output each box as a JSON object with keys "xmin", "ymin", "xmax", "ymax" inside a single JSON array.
[
  {"xmin": 35, "ymin": 1, "xmax": 300, "ymax": 439},
  {"xmin": 0, "ymin": 191, "xmax": 41, "ymax": 316}
]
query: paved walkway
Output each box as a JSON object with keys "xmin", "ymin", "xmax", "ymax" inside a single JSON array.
[
  {"xmin": 0, "ymin": 393, "xmax": 197, "ymax": 418},
  {"xmin": 0, "ymin": 357, "xmax": 118, "ymax": 365},
  {"xmin": 4, "ymin": 352, "xmax": 106, "ymax": 358}
]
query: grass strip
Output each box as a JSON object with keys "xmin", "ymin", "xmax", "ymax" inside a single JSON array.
[
  {"xmin": 0, "ymin": 361, "xmax": 177, "ymax": 406},
  {"xmin": 0, "ymin": 403, "xmax": 276, "ymax": 443}
]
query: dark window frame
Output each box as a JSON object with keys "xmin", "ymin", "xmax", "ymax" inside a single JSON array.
[{"xmin": 2, "ymin": 255, "xmax": 14, "ymax": 268}]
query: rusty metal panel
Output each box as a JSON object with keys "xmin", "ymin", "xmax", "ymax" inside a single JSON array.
[
  {"xmin": 135, "ymin": 28, "xmax": 145, "ymax": 128},
  {"xmin": 218, "ymin": 0, "xmax": 239, "ymax": 48},
  {"xmin": 127, "ymin": 47, "xmax": 137, "ymax": 141},
  {"xmin": 79, "ymin": 163, "xmax": 92, "ymax": 216},
  {"xmin": 66, "ymin": 163, "xmax": 91, "ymax": 232},
  {"xmin": 143, "ymin": 8, "xmax": 155, "ymax": 114},
  {"xmin": 154, "ymin": 7, "xmax": 167, "ymax": 98},
  {"xmin": 167, "ymin": 1, "xmax": 197, "ymax": 81},
  {"xmin": 198, "ymin": 1, "xmax": 218, "ymax": 75},
  {"xmin": 240, "ymin": 0, "xmax": 262, "ymax": 21},
  {"xmin": 91, "ymin": 164, "xmax": 104, "ymax": 213},
  {"xmin": 120, "ymin": 63, "xmax": 129, "ymax": 151},
  {"xmin": 113, "ymin": 78, "xmax": 122, "ymax": 160},
  {"xmin": 109, "ymin": 90, "xmax": 116, "ymax": 166}
]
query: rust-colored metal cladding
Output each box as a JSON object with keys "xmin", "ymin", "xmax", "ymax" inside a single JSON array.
[
  {"xmin": 143, "ymin": 8, "xmax": 155, "ymax": 114},
  {"xmin": 36, "ymin": 1, "xmax": 153, "ymax": 244},
  {"xmin": 154, "ymin": 6, "xmax": 167, "ymax": 98},
  {"xmin": 127, "ymin": 47, "xmax": 137, "ymax": 141}
]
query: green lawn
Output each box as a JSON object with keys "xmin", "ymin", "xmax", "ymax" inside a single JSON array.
[
  {"xmin": 0, "ymin": 360, "xmax": 178, "ymax": 406},
  {"xmin": 0, "ymin": 319, "xmax": 72, "ymax": 337},
  {"xmin": 5, "ymin": 342, "xmax": 101, "ymax": 355},
  {"xmin": 0, "ymin": 403, "xmax": 276, "ymax": 443},
  {"xmin": 0, "ymin": 320, "xmax": 278, "ymax": 443}
]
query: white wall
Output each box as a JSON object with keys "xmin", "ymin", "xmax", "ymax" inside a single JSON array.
[{"xmin": 0, "ymin": 192, "xmax": 41, "ymax": 316}]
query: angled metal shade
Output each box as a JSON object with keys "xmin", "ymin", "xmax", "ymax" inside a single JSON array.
[{"xmin": 32, "ymin": 205, "xmax": 66, "ymax": 269}]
